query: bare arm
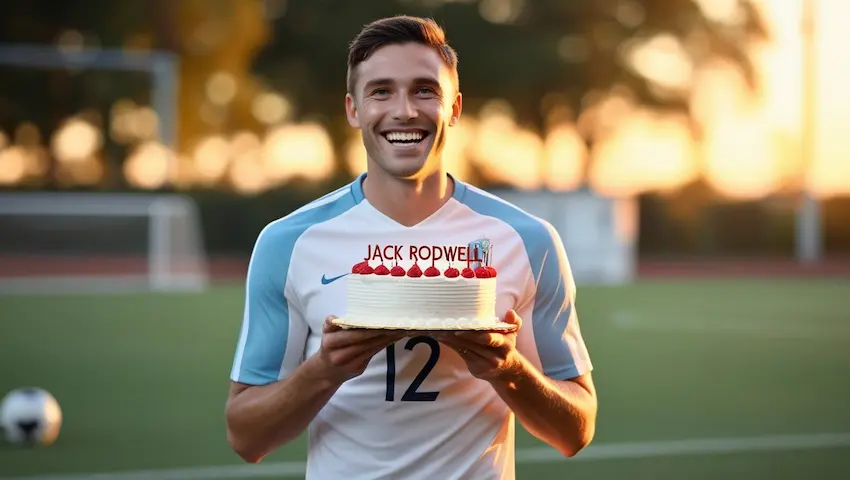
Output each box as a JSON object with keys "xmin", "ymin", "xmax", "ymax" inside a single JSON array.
[
  {"xmin": 225, "ymin": 355, "xmax": 340, "ymax": 463},
  {"xmin": 434, "ymin": 310, "xmax": 597, "ymax": 457},
  {"xmin": 488, "ymin": 355, "xmax": 596, "ymax": 457},
  {"xmin": 226, "ymin": 318, "xmax": 404, "ymax": 463}
]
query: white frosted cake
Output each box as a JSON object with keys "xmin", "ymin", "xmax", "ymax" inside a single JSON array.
[{"xmin": 335, "ymin": 261, "xmax": 515, "ymax": 331}]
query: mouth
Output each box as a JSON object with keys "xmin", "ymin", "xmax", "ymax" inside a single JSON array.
[{"xmin": 381, "ymin": 129, "xmax": 430, "ymax": 146}]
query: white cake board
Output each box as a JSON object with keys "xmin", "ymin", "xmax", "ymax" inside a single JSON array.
[{"xmin": 331, "ymin": 317, "xmax": 518, "ymax": 332}]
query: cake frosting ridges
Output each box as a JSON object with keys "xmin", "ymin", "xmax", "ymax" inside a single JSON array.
[
  {"xmin": 343, "ymin": 258, "xmax": 500, "ymax": 329},
  {"xmin": 347, "ymin": 275, "xmax": 497, "ymax": 324}
]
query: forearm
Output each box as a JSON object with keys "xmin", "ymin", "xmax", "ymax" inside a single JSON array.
[
  {"xmin": 490, "ymin": 353, "xmax": 597, "ymax": 457},
  {"xmin": 226, "ymin": 355, "xmax": 341, "ymax": 462}
]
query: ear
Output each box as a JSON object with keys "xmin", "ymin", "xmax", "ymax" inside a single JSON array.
[
  {"xmin": 449, "ymin": 91, "xmax": 462, "ymax": 127},
  {"xmin": 345, "ymin": 93, "xmax": 360, "ymax": 128}
]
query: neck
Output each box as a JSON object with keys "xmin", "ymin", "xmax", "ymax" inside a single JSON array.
[{"xmin": 362, "ymin": 163, "xmax": 454, "ymax": 227}]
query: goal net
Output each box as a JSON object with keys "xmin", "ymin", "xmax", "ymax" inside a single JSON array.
[{"xmin": 0, "ymin": 192, "xmax": 209, "ymax": 294}]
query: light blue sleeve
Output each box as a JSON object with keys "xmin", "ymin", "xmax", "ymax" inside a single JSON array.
[
  {"xmin": 229, "ymin": 223, "xmax": 306, "ymax": 386},
  {"xmin": 525, "ymin": 221, "xmax": 592, "ymax": 381},
  {"xmin": 457, "ymin": 187, "xmax": 593, "ymax": 381}
]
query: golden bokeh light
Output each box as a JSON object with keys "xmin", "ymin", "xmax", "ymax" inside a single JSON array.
[
  {"xmin": 627, "ymin": 34, "xmax": 693, "ymax": 94},
  {"xmin": 591, "ymin": 109, "xmax": 698, "ymax": 197},
  {"xmin": 251, "ymin": 92, "xmax": 291, "ymax": 125},
  {"xmin": 479, "ymin": 0, "xmax": 524, "ymax": 25},
  {"xmin": 192, "ymin": 135, "xmax": 232, "ymax": 185},
  {"xmin": 129, "ymin": 107, "xmax": 160, "ymax": 141},
  {"xmin": 475, "ymin": 123, "xmax": 544, "ymax": 189},
  {"xmin": 229, "ymin": 148, "xmax": 268, "ymax": 194},
  {"xmin": 345, "ymin": 131, "xmax": 367, "ymax": 175},
  {"xmin": 442, "ymin": 117, "xmax": 475, "ymax": 182},
  {"xmin": 544, "ymin": 123, "xmax": 586, "ymax": 191},
  {"xmin": 261, "ymin": 122, "xmax": 335, "ymax": 182},
  {"xmin": 694, "ymin": 0, "xmax": 746, "ymax": 25},
  {"xmin": 0, "ymin": 147, "xmax": 28, "ymax": 185},
  {"xmin": 703, "ymin": 118, "xmax": 780, "ymax": 199},
  {"xmin": 206, "ymin": 71, "xmax": 238, "ymax": 106},
  {"xmin": 0, "ymin": 0, "xmax": 848, "ymax": 201},
  {"xmin": 123, "ymin": 141, "xmax": 173, "ymax": 189},
  {"xmin": 51, "ymin": 118, "xmax": 103, "ymax": 164}
]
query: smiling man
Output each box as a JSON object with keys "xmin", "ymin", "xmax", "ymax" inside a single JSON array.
[{"xmin": 225, "ymin": 15, "xmax": 597, "ymax": 480}]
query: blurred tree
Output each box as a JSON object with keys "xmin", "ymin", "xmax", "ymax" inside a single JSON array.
[
  {"xmin": 0, "ymin": 0, "xmax": 767, "ymax": 187},
  {"xmin": 253, "ymin": 0, "xmax": 768, "ymax": 178}
]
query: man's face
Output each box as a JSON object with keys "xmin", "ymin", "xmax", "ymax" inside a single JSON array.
[{"xmin": 345, "ymin": 43, "xmax": 462, "ymax": 180}]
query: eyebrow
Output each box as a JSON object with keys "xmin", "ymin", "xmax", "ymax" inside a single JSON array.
[{"xmin": 362, "ymin": 77, "xmax": 441, "ymax": 91}]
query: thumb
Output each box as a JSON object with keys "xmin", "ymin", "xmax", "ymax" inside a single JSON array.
[
  {"xmin": 323, "ymin": 315, "xmax": 341, "ymax": 333},
  {"xmin": 505, "ymin": 310, "xmax": 522, "ymax": 329}
]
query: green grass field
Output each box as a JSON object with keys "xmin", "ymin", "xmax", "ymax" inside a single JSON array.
[{"xmin": 1, "ymin": 277, "xmax": 849, "ymax": 479}]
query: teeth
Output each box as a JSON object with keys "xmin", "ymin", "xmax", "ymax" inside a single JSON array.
[{"xmin": 385, "ymin": 131, "xmax": 424, "ymax": 142}]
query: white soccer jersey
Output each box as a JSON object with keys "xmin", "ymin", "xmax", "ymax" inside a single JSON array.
[{"xmin": 230, "ymin": 173, "xmax": 593, "ymax": 480}]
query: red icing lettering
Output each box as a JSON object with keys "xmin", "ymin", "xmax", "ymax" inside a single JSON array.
[{"xmin": 364, "ymin": 244, "xmax": 402, "ymax": 262}]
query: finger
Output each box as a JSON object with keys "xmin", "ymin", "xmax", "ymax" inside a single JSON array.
[
  {"xmin": 335, "ymin": 337, "xmax": 401, "ymax": 374},
  {"xmin": 504, "ymin": 310, "xmax": 523, "ymax": 329},
  {"xmin": 431, "ymin": 332, "xmax": 472, "ymax": 348},
  {"xmin": 446, "ymin": 341, "xmax": 493, "ymax": 365},
  {"xmin": 455, "ymin": 331, "xmax": 504, "ymax": 348},
  {"xmin": 331, "ymin": 333, "xmax": 404, "ymax": 363},
  {"xmin": 323, "ymin": 315, "xmax": 341, "ymax": 333},
  {"xmin": 436, "ymin": 335, "xmax": 495, "ymax": 357},
  {"xmin": 325, "ymin": 328, "xmax": 401, "ymax": 349}
]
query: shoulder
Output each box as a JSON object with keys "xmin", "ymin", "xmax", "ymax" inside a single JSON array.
[
  {"xmin": 256, "ymin": 183, "xmax": 360, "ymax": 248},
  {"xmin": 250, "ymin": 182, "xmax": 361, "ymax": 267},
  {"xmin": 456, "ymin": 182, "xmax": 560, "ymax": 258}
]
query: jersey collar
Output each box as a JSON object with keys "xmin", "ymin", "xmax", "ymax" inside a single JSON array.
[{"xmin": 350, "ymin": 172, "xmax": 468, "ymax": 203}]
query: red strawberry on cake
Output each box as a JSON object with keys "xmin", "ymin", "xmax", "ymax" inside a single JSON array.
[
  {"xmin": 444, "ymin": 266, "xmax": 460, "ymax": 278},
  {"xmin": 374, "ymin": 264, "xmax": 390, "ymax": 275},
  {"xmin": 339, "ymin": 242, "xmax": 506, "ymax": 332},
  {"xmin": 407, "ymin": 263, "xmax": 423, "ymax": 277}
]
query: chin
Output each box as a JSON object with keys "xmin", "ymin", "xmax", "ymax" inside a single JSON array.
[
  {"xmin": 378, "ymin": 152, "xmax": 435, "ymax": 179},
  {"xmin": 386, "ymin": 162, "xmax": 429, "ymax": 180}
]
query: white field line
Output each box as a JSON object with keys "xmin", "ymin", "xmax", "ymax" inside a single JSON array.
[
  {"xmin": 608, "ymin": 311, "xmax": 850, "ymax": 340},
  {"xmin": 7, "ymin": 432, "xmax": 850, "ymax": 480}
]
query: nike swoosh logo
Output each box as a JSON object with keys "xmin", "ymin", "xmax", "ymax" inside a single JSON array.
[{"xmin": 321, "ymin": 273, "xmax": 349, "ymax": 285}]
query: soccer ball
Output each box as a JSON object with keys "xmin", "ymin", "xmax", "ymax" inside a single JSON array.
[{"xmin": 0, "ymin": 387, "xmax": 63, "ymax": 446}]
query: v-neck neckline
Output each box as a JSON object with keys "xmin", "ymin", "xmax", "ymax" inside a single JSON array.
[{"xmin": 351, "ymin": 172, "xmax": 468, "ymax": 230}]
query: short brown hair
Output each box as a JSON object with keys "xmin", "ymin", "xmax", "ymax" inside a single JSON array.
[{"xmin": 346, "ymin": 16, "xmax": 459, "ymax": 94}]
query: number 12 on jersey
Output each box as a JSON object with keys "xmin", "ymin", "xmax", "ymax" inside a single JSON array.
[{"xmin": 385, "ymin": 336, "xmax": 441, "ymax": 402}]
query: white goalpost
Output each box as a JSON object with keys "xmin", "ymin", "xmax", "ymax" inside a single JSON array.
[
  {"xmin": 489, "ymin": 188, "xmax": 639, "ymax": 286},
  {"xmin": 0, "ymin": 43, "xmax": 205, "ymax": 294},
  {"xmin": 0, "ymin": 192, "xmax": 209, "ymax": 294}
]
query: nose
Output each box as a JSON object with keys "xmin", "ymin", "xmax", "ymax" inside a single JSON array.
[{"xmin": 390, "ymin": 93, "xmax": 418, "ymax": 121}]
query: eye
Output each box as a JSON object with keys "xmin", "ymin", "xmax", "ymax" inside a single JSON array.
[
  {"xmin": 416, "ymin": 87, "xmax": 435, "ymax": 95},
  {"xmin": 371, "ymin": 88, "xmax": 390, "ymax": 96}
]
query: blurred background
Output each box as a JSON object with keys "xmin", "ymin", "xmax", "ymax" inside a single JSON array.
[{"xmin": 1, "ymin": 0, "xmax": 848, "ymax": 479}]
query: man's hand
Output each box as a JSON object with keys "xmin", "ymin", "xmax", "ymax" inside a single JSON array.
[
  {"xmin": 312, "ymin": 316, "xmax": 406, "ymax": 385},
  {"xmin": 432, "ymin": 310, "xmax": 523, "ymax": 381}
]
